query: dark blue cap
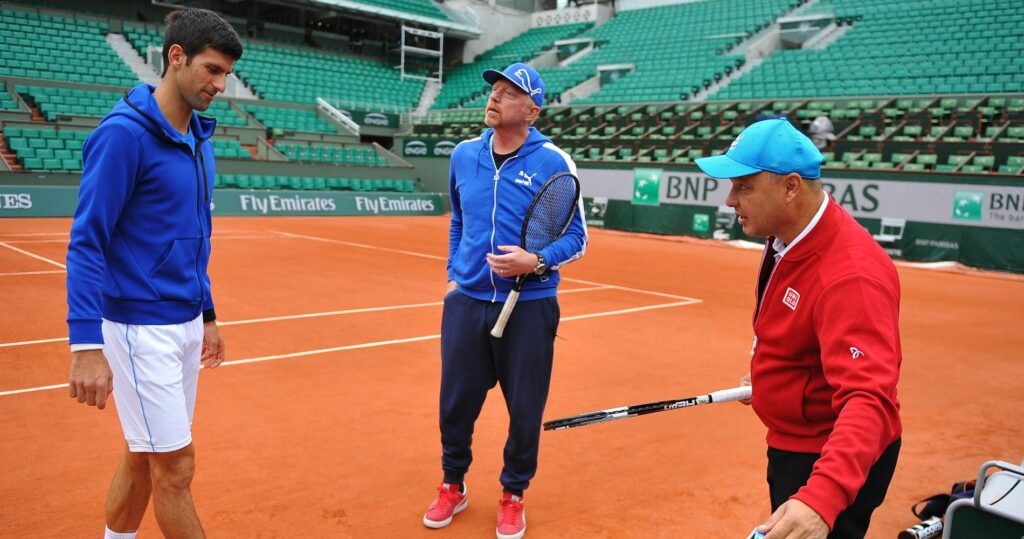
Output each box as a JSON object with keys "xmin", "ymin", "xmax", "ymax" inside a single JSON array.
[{"xmin": 482, "ymin": 63, "xmax": 545, "ymax": 107}]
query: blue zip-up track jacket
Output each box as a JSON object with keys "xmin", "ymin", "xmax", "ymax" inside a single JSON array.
[
  {"xmin": 447, "ymin": 127, "xmax": 587, "ymax": 302},
  {"xmin": 66, "ymin": 84, "xmax": 217, "ymax": 345}
]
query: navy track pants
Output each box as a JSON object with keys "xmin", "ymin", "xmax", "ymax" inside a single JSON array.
[{"xmin": 439, "ymin": 290, "xmax": 559, "ymax": 493}]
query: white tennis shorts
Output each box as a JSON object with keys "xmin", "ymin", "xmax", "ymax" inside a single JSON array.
[{"xmin": 102, "ymin": 315, "xmax": 203, "ymax": 453}]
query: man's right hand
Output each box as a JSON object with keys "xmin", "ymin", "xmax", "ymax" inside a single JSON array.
[
  {"xmin": 445, "ymin": 280, "xmax": 458, "ymax": 296},
  {"xmin": 69, "ymin": 349, "xmax": 113, "ymax": 410},
  {"xmin": 739, "ymin": 372, "xmax": 752, "ymax": 405}
]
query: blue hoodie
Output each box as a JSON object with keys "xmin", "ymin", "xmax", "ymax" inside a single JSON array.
[
  {"xmin": 447, "ymin": 127, "xmax": 587, "ymax": 302},
  {"xmin": 67, "ymin": 84, "xmax": 217, "ymax": 345}
]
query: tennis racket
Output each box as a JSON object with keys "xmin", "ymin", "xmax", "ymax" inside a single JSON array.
[
  {"xmin": 543, "ymin": 385, "xmax": 752, "ymax": 431},
  {"xmin": 490, "ymin": 171, "xmax": 581, "ymax": 338}
]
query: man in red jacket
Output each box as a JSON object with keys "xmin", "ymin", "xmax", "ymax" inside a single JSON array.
[{"xmin": 696, "ymin": 118, "xmax": 902, "ymax": 539}]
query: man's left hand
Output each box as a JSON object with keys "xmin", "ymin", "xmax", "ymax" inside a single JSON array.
[
  {"xmin": 486, "ymin": 245, "xmax": 538, "ymax": 277},
  {"xmin": 757, "ymin": 499, "xmax": 829, "ymax": 539},
  {"xmin": 202, "ymin": 321, "xmax": 226, "ymax": 369}
]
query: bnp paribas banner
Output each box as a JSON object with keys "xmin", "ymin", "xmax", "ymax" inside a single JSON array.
[
  {"xmin": 0, "ymin": 186, "xmax": 442, "ymax": 217},
  {"xmin": 402, "ymin": 139, "xmax": 459, "ymax": 158},
  {"xmin": 579, "ymin": 169, "xmax": 1024, "ymax": 231}
]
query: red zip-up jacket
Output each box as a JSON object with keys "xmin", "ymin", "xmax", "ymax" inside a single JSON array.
[{"xmin": 749, "ymin": 197, "xmax": 902, "ymax": 528}]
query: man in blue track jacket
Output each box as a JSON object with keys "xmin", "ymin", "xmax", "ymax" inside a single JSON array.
[
  {"xmin": 65, "ymin": 9, "xmax": 241, "ymax": 538},
  {"xmin": 423, "ymin": 63, "xmax": 588, "ymax": 539}
]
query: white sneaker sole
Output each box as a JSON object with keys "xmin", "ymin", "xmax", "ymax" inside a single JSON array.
[{"xmin": 423, "ymin": 497, "xmax": 468, "ymax": 529}]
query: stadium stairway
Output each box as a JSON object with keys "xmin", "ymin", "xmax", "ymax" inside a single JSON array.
[
  {"xmin": 413, "ymin": 79, "xmax": 442, "ymax": 116},
  {"xmin": 106, "ymin": 33, "xmax": 159, "ymax": 87},
  {"xmin": 0, "ymin": 133, "xmax": 24, "ymax": 172}
]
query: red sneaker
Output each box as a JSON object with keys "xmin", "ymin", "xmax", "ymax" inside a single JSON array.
[
  {"xmin": 496, "ymin": 492, "xmax": 526, "ymax": 539},
  {"xmin": 423, "ymin": 482, "xmax": 467, "ymax": 528}
]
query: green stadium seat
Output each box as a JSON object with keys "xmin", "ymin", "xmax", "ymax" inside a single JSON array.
[
  {"xmin": 936, "ymin": 155, "xmax": 971, "ymax": 172},
  {"xmin": 890, "ymin": 153, "xmax": 913, "ymax": 166},
  {"xmin": 926, "ymin": 126, "xmax": 947, "ymax": 141},
  {"xmin": 947, "ymin": 125, "xmax": 975, "ymax": 142},
  {"xmin": 1004, "ymin": 127, "xmax": 1024, "ymax": 142},
  {"xmin": 893, "ymin": 124, "xmax": 922, "ymax": 142},
  {"xmin": 849, "ymin": 125, "xmax": 878, "ymax": 141},
  {"xmin": 972, "ymin": 156, "xmax": 995, "ymax": 171}
]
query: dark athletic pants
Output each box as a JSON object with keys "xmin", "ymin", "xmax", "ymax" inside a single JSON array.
[
  {"xmin": 767, "ymin": 438, "xmax": 901, "ymax": 539},
  {"xmin": 439, "ymin": 291, "xmax": 559, "ymax": 493}
]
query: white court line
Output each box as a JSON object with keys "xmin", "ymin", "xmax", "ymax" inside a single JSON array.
[
  {"xmin": 564, "ymin": 277, "xmax": 699, "ymax": 302},
  {"xmin": 0, "ymin": 270, "xmax": 65, "ymax": 277},
  {"xmin": 220, "ymin": 334, "xmax": 440, "ymax": 367},
  {"xmin": 2, "ymin": 239, "xmax": 70, "ymax": 244},
  {"xmin": 562, "ymin": 300, "xmax": 701, "ymax": 321},
  {"xmin": 0, "ymin": 242, "xmax": 66, "ymax": 269},
  {"xmin": 5, "ymin": 235, "xmax": 277, "ymax": 245},
  {"xmin": 220, "ymin": 286, "xmax": 608, "ymax": 327},
  {"xmin": 0, "ymin": 383, "xmax": 69, "ymax": 397},
  {"xmin": 0, "ymin": 297, "xmax": 700, "ymax": 397},
  {"xmin": 221, "ymin": 301, "xmax": 443, "ymax": 326},
  {"xmin": 275, "ymin": 231, "xmax": 446, "ymax": 261},
  {"xmin": 0, "ymin": 232, "xmax": 68, "ymax": 237},
  {"xmin": 0, "ymin": 286, "xmax": 611, "ymax": 349},
  {"xmin": 0, "ymin": 337, "xmax": 70, "ymax": 348},
  {"xmin": 278, "ymin": 230, "xmax": 699, "ymax": 302}
]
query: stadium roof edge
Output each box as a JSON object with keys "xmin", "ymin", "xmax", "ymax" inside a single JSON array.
[{"xmin": 311, "ymin": 0, "xmax": 482, "ymax": 38}]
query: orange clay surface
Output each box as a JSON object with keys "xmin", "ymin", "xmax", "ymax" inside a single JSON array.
[{"xmin": 1, "ymin": 216, "xmax": 1021, "ymax": 538}]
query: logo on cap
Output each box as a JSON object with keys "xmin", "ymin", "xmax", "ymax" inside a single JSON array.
[
  {"xmin": 728, "ymin": 133, "xmax": 743, "ymax": 152},
  {"xmin": 514, "ymin": 68, "xmax": 543, "ymax": 98}
]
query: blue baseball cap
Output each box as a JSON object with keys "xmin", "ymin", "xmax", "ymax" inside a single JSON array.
[
  {"xmin": 482, "ymin": 62, "xmax": 545, "ymax": 107},
  {"xmin": 695, "ymin": 118, "xmax": 824, "ymax": 180}
]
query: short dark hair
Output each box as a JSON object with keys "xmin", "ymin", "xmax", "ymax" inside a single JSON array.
[{"xmin": 161, "ymin": 8, "xmax": 243, "ymax": 76}]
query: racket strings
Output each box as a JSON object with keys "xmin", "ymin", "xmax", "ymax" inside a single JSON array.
[{"xmin": 523, "ymin": 176, "xmax": 578, "ymax": 252}]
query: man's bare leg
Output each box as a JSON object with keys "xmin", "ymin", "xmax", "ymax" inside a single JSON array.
[
  {"xmin": 105, "ymin": 446, "xmax": 151, "ymax": 534},
  {"xmin": 149, "ymin": 444, "xmax": 205, "ymax": 539}
]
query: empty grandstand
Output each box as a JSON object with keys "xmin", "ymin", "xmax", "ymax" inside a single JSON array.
[{"xmin": 0, "ymin": 0, "xmax": 1020, "ymax": 270}]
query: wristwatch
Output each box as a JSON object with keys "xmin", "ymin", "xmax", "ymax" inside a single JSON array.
[{"xmin": 532, "ymin": 252, "xmax": 547, "ymax": 275}]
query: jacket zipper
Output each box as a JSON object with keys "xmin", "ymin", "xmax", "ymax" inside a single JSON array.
[
  {"xmin": 489, "ymin": 146, "xmax": 517, "ymax": 302},
  {"xmin": 751, "ymin": 243, "xmax": 779, "ymax": 356},
  {"xmin": 191, "ymin": 144, "xmax": 209, "ymax": 315},
  {"xmin": 120, "ymin": 93, "xmax": 210, "ymax": 313}
]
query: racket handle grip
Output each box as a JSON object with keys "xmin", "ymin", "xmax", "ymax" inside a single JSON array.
[
  {"xmin": 709, "ymin": 386, "xmax": 752, "ymax": 403},
  {"xmin": 490, "ymin": 289, "xmax": 521, "ymax": 338}
]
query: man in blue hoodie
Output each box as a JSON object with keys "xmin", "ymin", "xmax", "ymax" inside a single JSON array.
[
  {"xmin": 65, "ymin": 9, "xmax": 242, "ymax": 539},
  {"xmin": 422, "ymin": 63, "xmax": 587, "ymax": 539}
]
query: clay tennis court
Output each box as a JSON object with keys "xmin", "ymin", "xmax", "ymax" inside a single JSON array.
[{"xmin": 1, "ymin": 215, "xmax": 1021, "ymax": 538}]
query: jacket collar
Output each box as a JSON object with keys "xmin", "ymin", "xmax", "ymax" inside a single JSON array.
[
  {"xmin": 105, "ymin": 83, "xmax": 216, "ymax": 144},
  {"xmin": 771, "ymin": 196, "xmax": 845, "ymax": 264},
  {"xmin": 480, "ymin": 126, "xmax": 551, "ymax": 158}
]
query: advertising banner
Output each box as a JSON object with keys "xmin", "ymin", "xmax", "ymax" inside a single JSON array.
[
  {"xmin": 0, "ymin": 186, "xmax": 443, "ymax": 217},
  {"xmin": 402, "ymin": 139, "xmax": 460, "ymax": 158}
]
